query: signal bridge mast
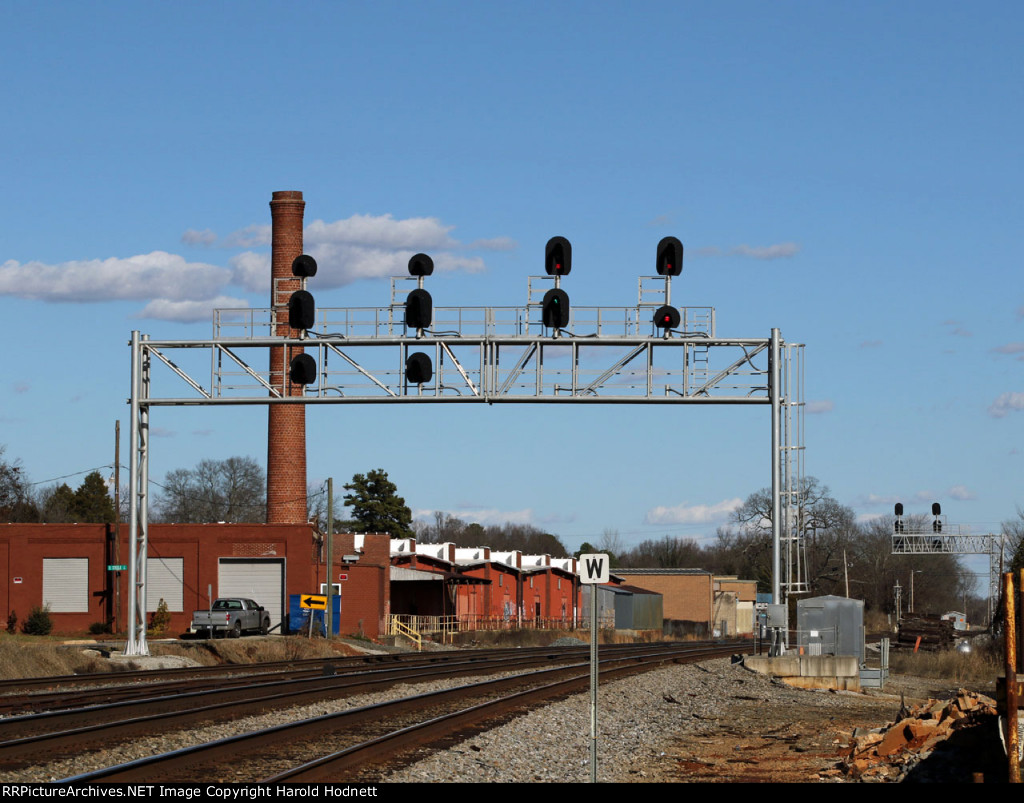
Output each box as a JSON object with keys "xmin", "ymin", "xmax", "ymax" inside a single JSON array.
[{"xmin": 126, "ymin": 235, "xmax": 805, "ymax": 655}]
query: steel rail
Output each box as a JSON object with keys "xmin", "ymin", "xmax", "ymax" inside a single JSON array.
[
  {"xmin": 57, "ymin": 643, "xmax": 739, "ymax": 783},
  {"xmin": 269, "ymin": 645, "xmax": 739, "ymax": 782},
  {"xmin": 0, "ymin": 644, "xmax": 614, "ymax": 715},
  {"xmin": 1, "ymin": 643, "xmax": 738, "ymax": 763}
]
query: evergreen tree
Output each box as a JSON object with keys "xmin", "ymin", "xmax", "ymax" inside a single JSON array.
[
  {"xmin": 343, "ymin": 469, "xmax": 413, "ymax": 538},
  {"xmin": 40, "ymin": 483, "xmax": 77, "ymax": 522},
  {"xmin": 73, "ymin": 472, "xmax": 115, "ymax": 523}
]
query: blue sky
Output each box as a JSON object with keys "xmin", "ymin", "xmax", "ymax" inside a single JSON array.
[{"xmin": 1, "ymin": 2, "xmax": 1020, "ymax": 589}]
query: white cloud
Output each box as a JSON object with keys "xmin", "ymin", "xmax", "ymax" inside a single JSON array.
[
  {"xmin": 230, "ymin": 251, "xmax": 271, "ymax": 292},
  {"xmin": 859, "ymin": 339, "xmax": 883, "ymax": 348},
  {"xmin": 643, "ymin": 497, "xmax": 742, "ymax": 526},
  {"xmin": 805, "ymin": 399, "xmax": 834, "ymax": 414},
  {"xmin": 137, "ymin": 295, "xmax": 250, "ymax": 323},
  {"xmin": 947, "ymin": 485, "xmax": 975, "ymax": 501},
  {"xmin": 730, "ymin": 243, "xmax": 801, "ymax": 260},
  {"xmin": 993, "ymin": 343, "xmax": 1024, "ymax": 355},
  {"xmin": 860, "ymin": 493, "xmax": 901, "ymax": 507},
  {"xmin": 2, "ymin": 212, "xmax": 506, "ymax": 319},
  {"xmin": 305, "ymin": 215, "xmax": 459, "ymax": 250},
  {"xmin": 0, "ymin": 252, "xmax": 230, "ymax": 302},
  {"xmin": 857, "ymin": 491, "xmax": 939, "ymax": 509},
  {"xmin": 181, "ymin": 228, "xmax": 217, "ymax": 246},
  {"xmin": 223, "ymin": 224, "xmax": 271, "ymax": 248},
  {"xmin": 990, "ymin": 392, "xmax": 1024, "ymax": 418},
  {"xmin": 222, "ymin": 213, "xmax": 500, "ymax": 290},
  {"xmin": 306, "ymin": 243, "xmax": 485, "ymax": 290}
]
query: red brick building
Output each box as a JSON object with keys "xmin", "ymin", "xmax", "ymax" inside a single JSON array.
[
  {"xmin": 389, "ymin": 539, "xmax": 581, "ymax": 630},
  {"xmin": 0, "ymin": 524, "xmax": 390, "ymax": 638}
]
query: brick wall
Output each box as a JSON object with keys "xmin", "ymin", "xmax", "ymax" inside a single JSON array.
[
  {"xmin": 0, "ymin": 523, "xmax": 315, "ymax": 635},
  {"xmin": 614, "ymin": 571, "xmax": 713, "ymax": 626},
  {"xmin": 326, "ymin": 533, "xmax": 391, "ymax": 638}
]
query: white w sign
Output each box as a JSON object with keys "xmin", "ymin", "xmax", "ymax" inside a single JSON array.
[{"xmin": 578, "ymin": 553, "xmax": 610, "ymax": 584}]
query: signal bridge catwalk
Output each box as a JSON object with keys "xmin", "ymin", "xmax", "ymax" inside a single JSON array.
[
  {"xmin": 142, "ymin": 298, "xmax": 788, "ymax": 405},
  {"xmin": 892, "ymin": 523, "xmax": 1005, "ymax": 601}
]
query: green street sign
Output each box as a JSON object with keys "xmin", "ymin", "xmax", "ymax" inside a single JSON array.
[{"xmin": 108, "ymin": 564, "xmax": 127, "ymax": 571}]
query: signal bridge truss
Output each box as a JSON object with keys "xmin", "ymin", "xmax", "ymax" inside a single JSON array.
[
  {"xmin": 126, "ymin": 278, "xmax": 805, "ymax": 654},
  {"xmin": 892, "ymin": 526, "xmax": 1005, "ymax": 601}
]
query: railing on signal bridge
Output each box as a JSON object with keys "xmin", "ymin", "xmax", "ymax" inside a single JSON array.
[{"xmin": 215, "ymin": 305, "xmax": 717, "ymax": 341}]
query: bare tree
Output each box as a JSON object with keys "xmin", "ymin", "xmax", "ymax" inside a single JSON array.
[
  {"xmin": 1004, "ymin": 509, "xmax": 1024, "ymax": 573},
  {"xmin": 307, "ymin": 481, "xmax": 347, "ymax": 532},
  {"xmin": 619, "ymin": 535, "xmax": 705, "ymax": 569},
  {"xmin": 0, "ymin": 446, "xmax": 37, "ymax": 521},
  {"xmin": 154, "ymin": 456, "xmax": 266, "ymax": 523}
]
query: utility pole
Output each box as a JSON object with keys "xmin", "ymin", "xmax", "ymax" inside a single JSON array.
[
  {"xmin": 114, "ymin": 420, "xmax": 121, "ymax": 634},
  {"xmin": 325, "ymin": 477, "xmax": 333, "ymax": 638}
]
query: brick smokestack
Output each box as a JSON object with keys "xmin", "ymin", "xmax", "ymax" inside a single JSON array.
[{"xmin": 266, "ymin": 190, "xmax": 308, "ymax": 524}]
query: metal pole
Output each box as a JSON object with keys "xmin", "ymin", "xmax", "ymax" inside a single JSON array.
[
  {"xmin": 590, "ymin": 585, "xmax": 598, "ymax": 783},
  {"xmin": 138, "ymin": 336, "xmax": 151, "ymax": 655},
  {"xmin": 770, "ymin": 328, "xmax": 781, "ymax": 606},
  {"xmin": 126, "ymin": 333, "xmax": 150, "ymax": 656}
]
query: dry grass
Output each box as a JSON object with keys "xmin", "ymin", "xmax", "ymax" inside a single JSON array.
[
  {"xmin": 0, "ymin": 634, "xmax": 370, "ymax": 681},
  {"xmin": 153, "ymin": 637, "xmax": 347, "ymax": 665},
  {"xmin": 0, "ymin": 637, "xmax": 112, "ymax": 679},
  {"xmin": 889, "ymin": 640, "xmax": 1000, "ymax": 685}
]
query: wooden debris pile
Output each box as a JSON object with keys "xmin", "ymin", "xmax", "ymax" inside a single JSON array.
[{"xmin": 823, "ymin": 690, "xmax": 997, "ymax": 781}]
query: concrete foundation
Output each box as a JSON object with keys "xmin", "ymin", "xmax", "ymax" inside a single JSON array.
[{"xmin": 745, "ymin": 654, "xmax": 861, "ymax": 692}]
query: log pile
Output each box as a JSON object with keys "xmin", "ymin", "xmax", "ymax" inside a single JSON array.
[{"xmin": 897, "ymin": 614, "xmax": 956, "ymax": 648}]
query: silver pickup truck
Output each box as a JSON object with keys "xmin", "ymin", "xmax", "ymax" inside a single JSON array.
[{"xmin": 191, "ymin": 598, "xmax": 271, "ymax": 638}]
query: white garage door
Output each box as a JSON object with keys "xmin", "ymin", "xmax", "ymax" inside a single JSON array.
[
  {"xmin": 217, "ymin": 558, "xmax": 285, "ymax": 631},
  {"xmin": 147, "ymin": 557, "xmax": 184, "ymax": 613},
  {"xmin": 43, "ymin": 558, "xmax": 89, "ymax": 612}
]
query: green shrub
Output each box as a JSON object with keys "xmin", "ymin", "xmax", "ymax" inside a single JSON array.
[
  {"xmin": 148, "ymin": 599, "xmax": 171, "ymax": 637},
  {"xmin": 88, "ymin": 621, "xmax": 112, "ymax": 635},
  {"xmin": 6, "ymin": 610, "xmax": 17, "ymax": 634},
  {"xmin": 22, "ymin": 606, "xmax": 53, "ymax": 636}
]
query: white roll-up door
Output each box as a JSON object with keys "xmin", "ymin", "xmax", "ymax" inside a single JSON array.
[
  {"xmin": 43, "ymin": 558, "xmax": 89, "ymax": 613},
  {"xmin": 217, "ymin": 558, "xmax": 284, "ymax": 631},
  {"xmin": 147, "ymin": 558, "xmax": 184, "ymax": 613}
]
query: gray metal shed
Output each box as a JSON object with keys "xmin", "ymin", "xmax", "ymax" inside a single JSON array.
[{"xmin": 796, "ymin": 595, "xmax": 864, "ymax": 664}]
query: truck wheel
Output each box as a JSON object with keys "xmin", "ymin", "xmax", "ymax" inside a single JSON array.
[
  {"xmin": 260, "ymin": 618, "xmax": 270, "ymax": 636},
  {"xmin": 232, "ymin": 620, "xmax": 242, "ymax": 638}
]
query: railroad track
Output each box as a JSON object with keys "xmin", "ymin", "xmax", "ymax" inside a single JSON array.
[
  {"xmin": 0, "ymin": 645, "xmax": 617, "ymax": 716},
  {"xmin": 46, "ymin": 642, "xmax": 742, "ymax": 783}
]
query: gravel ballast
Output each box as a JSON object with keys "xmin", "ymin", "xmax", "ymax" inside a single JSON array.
[{"xmin": 1, "ymin": 657, "xmax": 933, "ymax": 783}]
